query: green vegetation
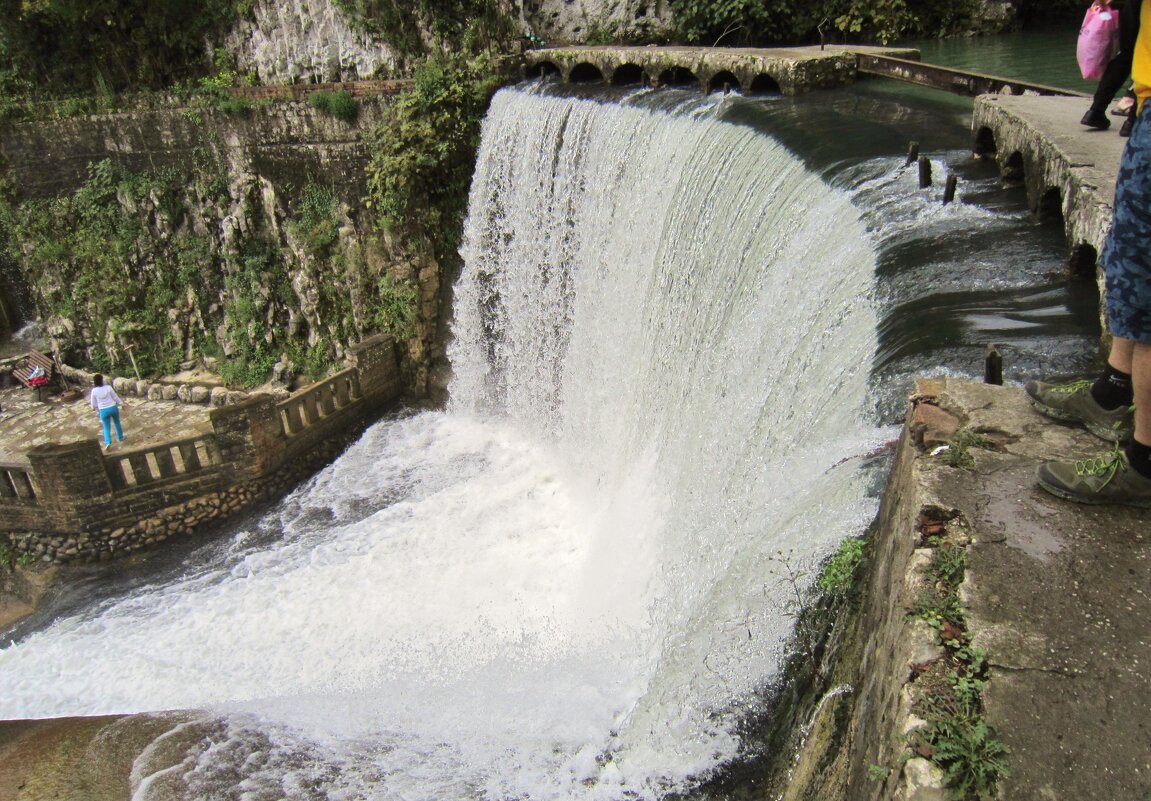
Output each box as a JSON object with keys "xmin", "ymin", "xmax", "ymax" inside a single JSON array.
[
  {"xmin": 332, "ymin": 0, "xmax": 515, "ymax": 57},
  {"xmin": 374, "ymin": 274, "xmax": 420, "ymax": 342},
  {"xmin": 309, "ymin": 89, "xmax": 360, "ymax": 123},
  {"xmin": 941, "ymin": 430, "xmax": 996, "ymax": 470},
  {"xmin": 0, "ymin": 1, "xmax": 254, "ymax": 100},
  {"xmin": 290, "ymin": 181, "xmax": 342, "ymax": 255},
  {"xmin": 0, "ymin": 159, "xmax": 357, "ymax": 388},
  {"xmin": 0, "ymin": 159, "xmax": 200, "ymax": 376},
  {"xmin": 0, "ymin": 539, "xmax": 34, "ymax": 571},
  {"xmin": 364, "ymin": 50, "xmax": 504, "ymax": 265},
  {"xmin": 667, "ymin": 0, "xmax": 1076, "ymax": 46},
  {"xmin": 817, "ymin": 535, "xmax": 865, "ymax": 595},
  {"xmin": 911, "ymin": 535, "xmax": 1010, "ymax": 799}
]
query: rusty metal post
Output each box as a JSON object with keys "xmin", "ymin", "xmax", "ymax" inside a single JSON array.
[{"xmin": 984, "ymin": 344, "xmax": 1003, "ymax": 385}]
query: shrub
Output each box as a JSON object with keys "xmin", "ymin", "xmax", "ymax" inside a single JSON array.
[
  {"xmin": 817, "ymin": 536, "xmax": 865, "ymax": 593},
  {"xmin": 309, "ymin": 90, "xmax": 359, "ymax": 123}
]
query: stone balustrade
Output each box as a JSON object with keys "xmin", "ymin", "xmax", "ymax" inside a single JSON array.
[{"xmin": 0, "ymin": 461, "xmax": 36, "ymax": 501}]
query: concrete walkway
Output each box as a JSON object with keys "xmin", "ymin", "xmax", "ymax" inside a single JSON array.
[
  {"xmin": 912, "ymin": 380, "xmax": 1150, "ymax": 801},
  {"xmin": 0, "ymin": 385, "xmax": 212, "ymax": 465}
]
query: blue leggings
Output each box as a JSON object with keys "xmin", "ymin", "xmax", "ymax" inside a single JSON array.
[{"xmin": 99, "ymin": 406, "xmax": 123, "ymax": 446}]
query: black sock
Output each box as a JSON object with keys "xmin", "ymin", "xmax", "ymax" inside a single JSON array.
[
  {"xmin": 1126, "ymin": 439, "xmax": 1151, "ymax": 480},
  {"xmin": 1091, "ymin": 365, "xmax": 1133, "ymax": 410}
]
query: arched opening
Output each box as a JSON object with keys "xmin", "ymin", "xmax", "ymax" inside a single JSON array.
[
  {"xmin": 657, "ymin": 67, "xmax": 698, "ymax": 88},
  {"xmin": 1003, "ymin": 151, "xmax": 1025, "ymax": 182},
  {"xmin": 706, "ymin": 71, "xmax": 740, "ymax": 95},
  {"xmin": 530, "ymin": 61, "xmax": 562, "ymax": 81},
  {"xmin": 1066, "ymin": 242, "xmax": 1099, "ymax": 280},
  {"xmin": 748, "ymin": 74, "xmax": 782, "ymax": 94},
  {"xmin": 611, "ymin": 63, "xmax": 645, "ymax": 86},
  {"xmin": 973, "ymin": 126, "xmax": 997, "ymax": 158},
  {"xmin": 570, "ymin": 63, "xmax": 605, "ymax": 83},
  {"xmin": 1037, "ymin": 186, "xmax": 1064, "ymax": 225}
]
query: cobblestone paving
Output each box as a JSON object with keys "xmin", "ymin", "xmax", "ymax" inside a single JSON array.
[{"xmin": 0, "ymin": 386, "xmax": 213, "ymax": 465}]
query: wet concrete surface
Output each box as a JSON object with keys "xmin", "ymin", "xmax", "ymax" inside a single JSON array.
[{"xmin": 930, "ymin": 380, "xmax": 1151, "ymax": 801}]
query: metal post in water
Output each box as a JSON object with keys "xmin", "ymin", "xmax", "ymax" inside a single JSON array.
[
  {"xmin": 943, "ymin": 175, "xmax": 958, "ymax": 205},
  {"xmin": 918, "ymin": 156, "xmax": 932, "ymax": 188},
  {"xmin": 984, "ymin": 344, "xmax": 1003, "ymax": 385}
]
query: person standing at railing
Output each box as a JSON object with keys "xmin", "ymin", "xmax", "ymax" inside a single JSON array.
[{"xmin": 88, "ymin": 373, "xmax": 126, "ymax": 450}]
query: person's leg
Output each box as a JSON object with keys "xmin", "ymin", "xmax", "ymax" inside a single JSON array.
[
  {"xmin": 1037, "ymin": 100, "xmax": 1151, "ymax": 504},
  {"xmin": 1129, "ymin": 340, "xmax": 1151, "ymax": 464},
  {"xmin": 99, "ymin": 407, "xmax": 113, "ymax": 446},
  {"xmin": 112, "ymin": 408, "xmax": 123, "ymax": 442}
]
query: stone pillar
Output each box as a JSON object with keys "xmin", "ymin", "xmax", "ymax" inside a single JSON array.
[
  {"xmin": 347, "ymin": 334, "xmax": 402, "ymax": 410},
  {"xmin": 209, "ymin": 394, "xmax": 287, "ymax": 480},
  {"xmin": 26, "ymin": 440, "xmax": 112, "ymax": 533}
]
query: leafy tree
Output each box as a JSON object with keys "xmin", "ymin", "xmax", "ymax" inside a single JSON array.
[
  {"xmin": 364, "ymin": 51, "xmax": 503, "ymax": 264},
  {"xmin": 0, "ymin": 0, "xmax": 248, "ymax": 95}
]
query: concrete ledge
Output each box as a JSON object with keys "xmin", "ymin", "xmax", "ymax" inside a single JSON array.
[{"xmin": 840, "ymin": 378, "xmax": 1151, "ymax": 800}]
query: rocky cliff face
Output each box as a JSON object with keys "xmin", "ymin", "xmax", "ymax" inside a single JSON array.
[
  {"xmin": 520, "ymin": 0, "xmax": 672, "ymax": 43},
  {"xmin": 228, "ymin": 0, "xmax": 401, "ymax": 83}
]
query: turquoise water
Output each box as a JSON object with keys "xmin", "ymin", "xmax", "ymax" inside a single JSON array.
[{"xmin": 906, "ymin": 27, "xmax": 1100, "ymax": 94}]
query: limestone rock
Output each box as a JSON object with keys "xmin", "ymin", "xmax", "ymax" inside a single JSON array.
[
  {"xmin": 227, "ymin": 0, "xmax": 399, "ymax": 84},
  {"xmin": 897, "ymin": 757, "xmax": 946, "ymax": 801}
]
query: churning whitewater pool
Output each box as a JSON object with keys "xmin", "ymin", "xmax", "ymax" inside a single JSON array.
[{"xmin": 0, "ymin": 82, "xmax": 1094, "ymax": 800}]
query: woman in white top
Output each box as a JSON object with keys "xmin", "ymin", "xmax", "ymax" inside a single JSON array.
[{"xmin": 88, "ymin": 374, "xmax": 125, "ymax": 448}]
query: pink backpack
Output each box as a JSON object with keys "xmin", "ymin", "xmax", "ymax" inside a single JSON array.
[{"xmin": 1077, "ymin": 3, "xmax": 1121, "ymax": 80}]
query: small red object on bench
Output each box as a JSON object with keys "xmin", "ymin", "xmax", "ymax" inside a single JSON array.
[{"xmin": 13, "ymin": 351, "xmax": 56, "ymax": 400}]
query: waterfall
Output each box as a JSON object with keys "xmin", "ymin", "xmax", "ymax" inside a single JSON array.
[{"xmin": 0, "ymin": 85, "xmax": 888, "ymax": 801}]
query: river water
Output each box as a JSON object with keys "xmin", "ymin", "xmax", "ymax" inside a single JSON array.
[{"xmin": 0, "ymin": 32, "xmax": 1102, "ymax": 801}]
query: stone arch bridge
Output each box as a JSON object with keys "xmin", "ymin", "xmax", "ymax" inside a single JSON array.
[{"xmin": 522, "ymin": 44, "xmax": 917, "ymax": 96}]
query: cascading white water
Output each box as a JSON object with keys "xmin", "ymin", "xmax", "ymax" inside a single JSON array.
[{"xmin": 0, "ymin": 85, "xmax": 888, "ymax": 800}]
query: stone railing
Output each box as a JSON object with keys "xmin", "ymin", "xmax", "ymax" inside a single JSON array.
[
  {"xmin": 104, "ymin": 434, "xmax": 222, "ymax": 491},
  {"xmin": 278, "ymin": 367, "xmax": 361, "ymax": 436},
  {"xmin": 0, "ymin": 335, "xmax": 403, "ymax": 563},
  {"xmin": 0, "ymin": 461, "xmax": 36, "ymax": 502}
]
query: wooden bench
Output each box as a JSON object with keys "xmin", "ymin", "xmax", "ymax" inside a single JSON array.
[{"xmin": 13, "ymin": 350, "xmax": 55, "ymax": 400}]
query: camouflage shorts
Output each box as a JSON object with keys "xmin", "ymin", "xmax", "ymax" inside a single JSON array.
[{"xmin": 1102, "ymin": 102, "xmax": 1151, "ymax": 344}]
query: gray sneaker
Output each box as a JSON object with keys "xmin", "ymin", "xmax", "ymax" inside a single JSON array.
[
  {"xmin": 1037, "ymin": 446, "xmax": 1151, "ymax": 508},
  {"xmin": 1025, "ymin": 378, "xmax": 1134, "ymax": 442}
]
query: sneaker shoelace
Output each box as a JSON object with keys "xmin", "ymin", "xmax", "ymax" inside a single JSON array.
[
  {"xmin": 1051, "ymin": 379, "xmax": 1093, "ymax": 394},
  {"xmin": 1074, "ymin": 444, "xmax": 1126, "ymax": 487}
]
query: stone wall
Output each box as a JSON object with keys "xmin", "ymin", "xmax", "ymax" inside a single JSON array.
[
  {"xmin": 0, "ymin": 335, "xmax": 401, "ymax": 564},
  {"xmin": 0, "ymin": 98, "xmax": 386, "ymax": 202}
]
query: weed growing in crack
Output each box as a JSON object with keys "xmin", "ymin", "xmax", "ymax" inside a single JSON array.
[{"xmin": 909, "ymin": 526, "xmax": 1009, "ymax": 799}]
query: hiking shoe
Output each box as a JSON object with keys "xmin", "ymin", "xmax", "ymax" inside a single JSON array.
[
  {"xmin": 1024, "ymin": 378, "xmax": 1134, "ymax": 442},
  {"xmin": 1081, "ymin": 108, "xmax": 1111, "ymax": 130},
  {"xmin": 1037, "ymin": 446, "xmax": 1151, "ymax": 507}
]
